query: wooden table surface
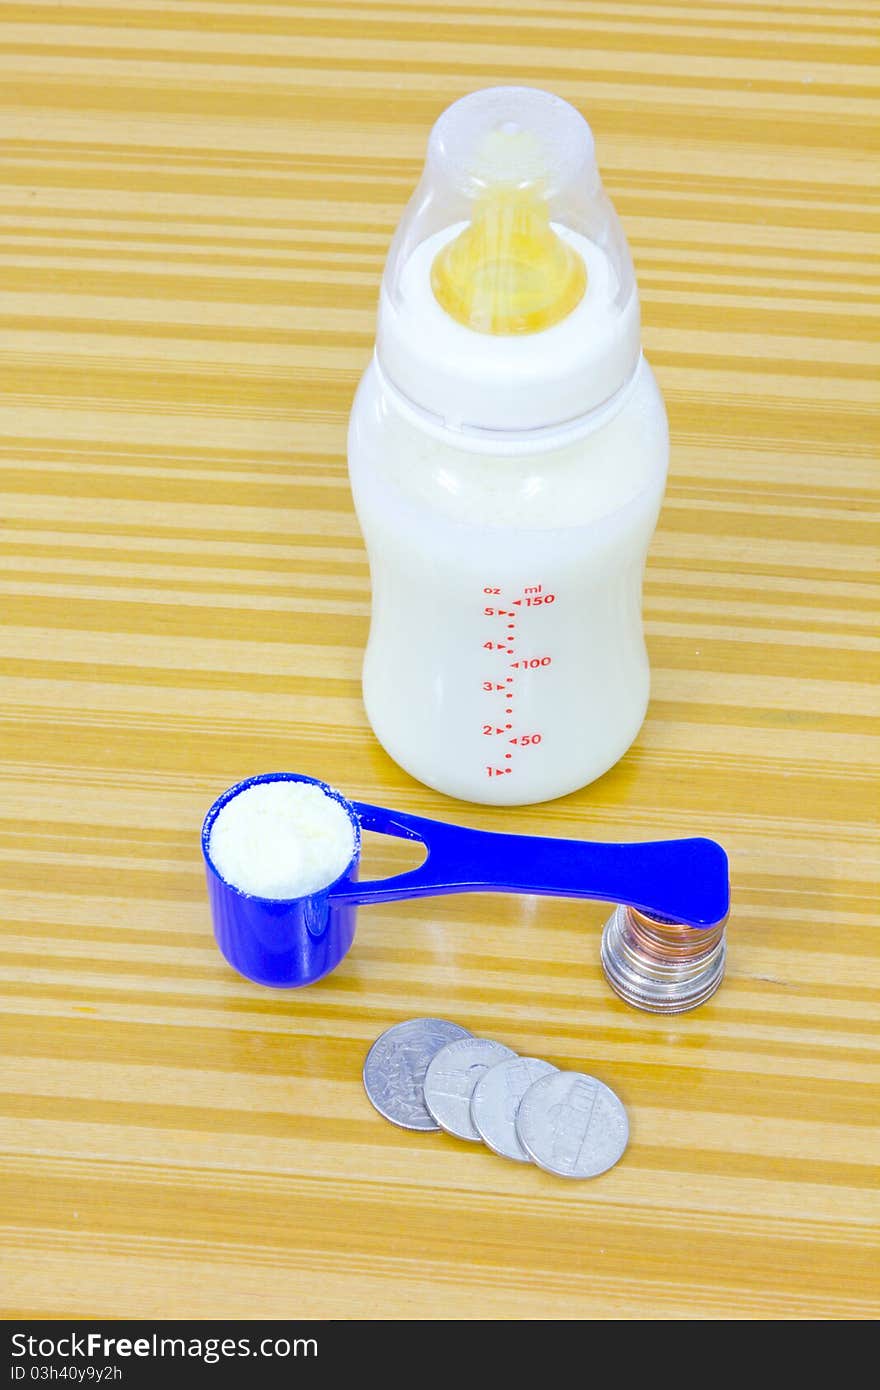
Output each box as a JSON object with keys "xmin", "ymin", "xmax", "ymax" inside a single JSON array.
[{"xmin": 1, "ymin": 0, "xmax": 878, "ymax": 1322}]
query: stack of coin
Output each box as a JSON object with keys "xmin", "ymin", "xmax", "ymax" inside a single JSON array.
[{"xmin": 363, "ymin": 1018, "xmax": 628, "ymax": 1179}]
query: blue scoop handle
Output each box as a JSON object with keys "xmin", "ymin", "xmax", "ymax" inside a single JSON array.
[{"xmin": 334, "ymin": 802, "xmax": 729, "ymax": 929}]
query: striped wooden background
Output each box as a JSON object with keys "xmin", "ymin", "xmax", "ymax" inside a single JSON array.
[{"xmin": 1, "ymin": 0, "xmax": 878, "ymax": 1321}]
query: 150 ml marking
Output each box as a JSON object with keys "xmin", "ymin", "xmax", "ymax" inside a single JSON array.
[{"xmin": 481, "ymin": 583, "xmax": 553, "ymax": 779}]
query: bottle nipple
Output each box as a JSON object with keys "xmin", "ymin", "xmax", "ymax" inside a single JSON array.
[{"xmin": 431, "ymin": 180, "xmax": 587, "ymax": 336}]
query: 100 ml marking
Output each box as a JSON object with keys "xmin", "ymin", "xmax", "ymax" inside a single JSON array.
[{"xmin": 481, "ymin": 583, "xmax": 554, "ymax": 778}]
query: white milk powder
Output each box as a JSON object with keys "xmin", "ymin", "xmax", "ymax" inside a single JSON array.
[{"xmin": 209, "ymin": 780, "xmax": 355, "ymax": 899}]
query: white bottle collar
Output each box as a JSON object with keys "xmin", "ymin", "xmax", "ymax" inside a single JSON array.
[
  {"xmin": 373, "ymin": 349, "xmax": 645, "ymax": 457},
  {"xmin": 376, "ymin": 224, "xmax": 641, "ymax": 433}
]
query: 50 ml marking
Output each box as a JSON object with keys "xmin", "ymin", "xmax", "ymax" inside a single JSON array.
[{"xmin": 481, "ymin": 583, "xmax": 554, "ymax": 779}]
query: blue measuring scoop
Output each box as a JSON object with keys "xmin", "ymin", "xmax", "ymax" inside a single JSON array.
[{"xmin": 202, "ymin": 772, "xmax": 730, "ymax": 988}]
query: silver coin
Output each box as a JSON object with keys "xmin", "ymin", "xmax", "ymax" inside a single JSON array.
[
  {"xmin": 423, "ymin": 1037, "xmax": 518, "ymax": 1141},
  {"xmin": 515, "ymin": 1070, "xmax": 629, "ymax": 1178},
  {"xmin": 470, "ymin": 1056, "xmax": 559, "ymax": 1162},
  {"xmin": 363, "ymin": 1018, "xmax": 472, "ymax": 1131}
]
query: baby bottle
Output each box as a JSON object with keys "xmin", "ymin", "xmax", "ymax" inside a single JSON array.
[{"xmin": 348, "ymin": 87, "xmax": 668, "ymax": 806}]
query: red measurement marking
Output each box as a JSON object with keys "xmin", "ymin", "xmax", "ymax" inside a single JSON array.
[
  {"xmin": 511, "ymin": 657, "xmax": 551, "ymax": 669},
  {"xmin": 523, "ymin": 594, "xmax": 555, "ymax": 607},
  {"xmin": 505, "ymin": 708, "xmax": 512, "ymax": 713},
  {"xmin": 509, "ymin": 734, "xmax": 542, "ymax": 746},
  {"xmin": 483, "ymin": 587, "xmax": 501, "ymax": 595},
  {"xmin": 505, "ymin": 753, "xmax": 512, "ymax": 759},
  {"xmin": 485, "ymin": 767, "xmax": 513, "ymax": 777},
  {"xmin": 512, "ymin": 599, "xmax": 522, "ymax": 606},
  {"xmin": 524, "ymin": 585, "xmax": 542, "ymax": 594}
]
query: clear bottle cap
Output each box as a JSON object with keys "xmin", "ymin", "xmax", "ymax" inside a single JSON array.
[
  {"xmin": 376, "ymin": 87, "xmax": 642, "ymax": 432},
  {"xmin": 385, "ymin": 86, "xmax": 634, "ymax": 307}
]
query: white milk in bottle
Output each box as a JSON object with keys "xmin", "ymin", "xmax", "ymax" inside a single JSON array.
[{"xmin": 348, "ymin": 87, "xmax": 668, "ymax": 805}]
